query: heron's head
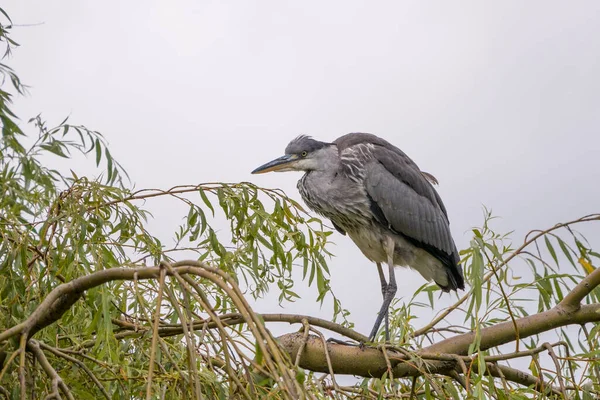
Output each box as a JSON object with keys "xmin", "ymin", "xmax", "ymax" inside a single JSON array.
[{"xmin": 251, "ymin": 135, "xmax": 335, "ymax": 174}]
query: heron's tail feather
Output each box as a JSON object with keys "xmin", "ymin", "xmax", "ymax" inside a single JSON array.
[{"xmin": 438, "ymin": 263, "xmax": 465, "ymax": 292}]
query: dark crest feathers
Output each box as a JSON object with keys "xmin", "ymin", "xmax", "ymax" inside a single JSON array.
[{"xmin": 285, "ymin": 135, "xmax": 331, "ymax": 155}]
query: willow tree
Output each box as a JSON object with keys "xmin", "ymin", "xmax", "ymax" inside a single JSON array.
[{"xmin": 1, "ymin": 10, "xmax": 600, "ymax": 400}]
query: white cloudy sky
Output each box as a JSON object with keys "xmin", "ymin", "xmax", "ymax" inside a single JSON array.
[{"xmin": 4, "ymin": 1, "xmax": 600, "ymax": 339}]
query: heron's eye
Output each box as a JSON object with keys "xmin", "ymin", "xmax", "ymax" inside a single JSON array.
[{"xmin": 301, "ymin": 151, "xmax": 308, "ymax": 157}]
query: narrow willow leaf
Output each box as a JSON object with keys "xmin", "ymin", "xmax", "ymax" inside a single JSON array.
[
  {"xmin": 199, "ymin": 188, "xmax": 215, "ymax": 216},
  {"xmin": 556, "ymin": 237, "xmax": 576, "ymax": 267},
  {"xmin": 545, "ymin": 236, "xmax": 558, "ymax": 265},
  {"xmin": 472, "ymin": 246, "xmax": 484, "ymax": 311},
  {"xmin": 95, "ymin": 138, "xmax": 101, "ymax": 165}
]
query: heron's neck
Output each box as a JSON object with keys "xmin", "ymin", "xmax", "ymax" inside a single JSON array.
[{"xmin": 310, "ymin": 146, "xmax": 340, "ymax": 174}]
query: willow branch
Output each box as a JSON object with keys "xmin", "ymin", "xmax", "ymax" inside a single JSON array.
[
  {"xmin": 277, "ymin": 294, "xmax": 600, "ymax": 376},
  {"xmin": 559, "ymin": 265, "xmax": 600, "ymax": 311},
  {"xmin": 112, "ymin": 312, "xmax": 367, "ymax": 343},
  {"xmin": 37, "ymin": 342, "xmax": 110, "ymax": 400},
  {"xmin": 3, "ymin": 253, "xmax": 598, "ymax": 396},
  {"xmin": 427, "ymin": 302, "xmax": 599, "ymax": 357},
  {"xmin": 426, "ymin": 267, "xmax": 600, "ymax": 355},
  {"xmin": 145, "ymin": 266, "xmax": 166, "ymax": 400},
  {"xmin": 487, "ymin": 363, "xmax": 561, "ymax": 397},
  {"xmin": 28, "ymin": 340, "xmax": 75, "ymax": 400},
  {"xmin": 0, "ymin": 264, "xmax": 231, "ymax": 344},
  {"xmin": 278, "ymin": 333, "xmax": 562, "ymax": 395}
]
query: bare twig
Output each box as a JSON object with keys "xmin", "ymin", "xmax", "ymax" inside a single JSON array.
[
  {"xmin": 379, "ymin": 344, "xmax": 395, "ymax": 382},
  {"xmin": 145, "ymin": 265, "xmax": 166, "ymax": 400},
  {"xmin": 543, "ymin": 342, "xmax": 567, "ymax": 397},
  {"xmin": 38, "ymin": 342, "xmax": 110, "ymax": 400},
  {"xmin": 113, "ymin": 312, "xmax": 367, "ymax": 343},
  {"xmin": 295, "ymin": 319, "xmax": 311, "ymax": 368},
  {"xmin": 28, "ymin": 340, "xmax": 75, "ymax": 400},
  {"xmin": 481, "ymin": 245, "xmax": 520, "ymax": 352},
  {"xmin": 18, "ymin": 333, "xmax": 26, "ymax": 400},
  {"xmin": 0, "ymin": 350, "xmax": 20, "ymax": 382},
  {"xmin": 310, "ymin": 327, "xmax": 339, "ymax": 393}
]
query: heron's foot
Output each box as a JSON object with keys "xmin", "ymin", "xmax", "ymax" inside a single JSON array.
[
  {"xmin": 326, "ymin": 337, "xmax": 361, "ymax": 347},
  {"xmin": 368, "ymin": 335, "xmax": 391, "ymax": 347},
  {"xmin": 326, "ymin": 337, "xmax": 373, "ymax": 350}
]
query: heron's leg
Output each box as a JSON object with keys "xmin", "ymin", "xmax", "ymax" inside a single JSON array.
[
  {"xmin": 375, "ymin": 262, "xmax": 390, "ymax": 340},
  {"xmin": 368, "ymin": 241, "xmax": 398, "ymax": 342},
  {"xmin": 385, "ymin": 251, "xmax": 397, "ymax": 341}
]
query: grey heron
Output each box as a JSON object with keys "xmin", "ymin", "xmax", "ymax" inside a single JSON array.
[{"xmin": 252, "ymin": 133, "xmax": 464, "ymax": 341}]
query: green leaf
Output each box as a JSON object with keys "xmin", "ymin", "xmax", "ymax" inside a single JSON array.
[
  {"xmin": 557, "ymin": 237, "xmax": 576, "ymax": 267},
  {"xmin": 199, "ymin": 188, "xmax": 215, "ymax": 216},
  {"xmin": 0, "ymin": 7, "xmax": 13, "ymax": 23},
  {"xmin": 40, "ymin": 141, "xmax": 68, "ymax": 158},
  {"xmin": 95, "ymin": 138, "xmax": 102, "ymax": 165},
  {"xmin": 545, "ymin": 236, "xmax": 558, "ymax": 265}
]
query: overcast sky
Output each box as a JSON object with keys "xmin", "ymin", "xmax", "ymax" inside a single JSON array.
[{"xmin": 4, "ymin": 1, "xmax": 600, "ymax": 339}]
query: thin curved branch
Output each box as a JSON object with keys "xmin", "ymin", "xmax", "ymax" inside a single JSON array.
[
  {"xmin": 488, "ymin": 363, "xmax": 561, "ymax": 397},
  {"xmin": 145, "ymin": 266, "xmax": 166, "ymax": 400},
  {"xmin": 0, "ymin": 385, "xmax": 9, "ymax": 399},
  {"xmin": 0, "ymin": 264, "xmax": 234, "ymax": 344},
  {"xmin": 112, "ymin": 312, "xmax": 367, "ymax": 343},
  {"xmin": 543, "ymin": 342, "xmax": 566, "ymax": 397},
  {"xmin": 28, "ymin": 340, "xmax": 74, "ymax": 400},
  {"xmin": 37, "ymin": 342, "xmax": 110, "ymax": 400}
]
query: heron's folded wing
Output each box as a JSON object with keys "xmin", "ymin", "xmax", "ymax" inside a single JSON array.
[
  {"xmin": 335, "ymin": 133, "xmax": 449, "ymax": 219},
  {"xmin": 364, "ymin": 158, "xmax": 456, "ymax": 260}
]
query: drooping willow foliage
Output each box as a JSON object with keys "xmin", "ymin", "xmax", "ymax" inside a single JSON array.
[{"xmin": 1, "ymin": 9, "xmax": 600, "ymax": 399}]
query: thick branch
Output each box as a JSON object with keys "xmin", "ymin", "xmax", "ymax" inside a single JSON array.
[
  {"xmin": 427, "ymin": 285, "xmax": 600, "ymax": 355},
  {"xmin": 278, "ymin": 302, "xmax": 600, "ymax": 379},
  {"xmin": 278, "ymin": 333, "xmax": 561, "ymax": 395},
  {"xmin": 279, "ymin": 333, "xmax": 403, "ymax": 377},
  {"xmin": 559, "ymin": 266, "xmax": 600, "ymax": 311},
  {"xmin": 276, "ymin": 267, "xmax": 600, "ymax": 380},
  {"xmin": 30, "ymin": 292, "xmax": 82, "ymax": 339}
]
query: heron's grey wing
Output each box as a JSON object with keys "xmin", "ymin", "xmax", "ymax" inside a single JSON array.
[
  {"xmin": 363, "ymin": 155, "xmax": 457, "ymax": 260},
  {"xmin": 372, "ymin": 145, "xmax": 450, "ymax": 221},
  {"xmin": 335, "ymin": 133, "xmax": 449, "ymax": 218},
  {"xmin": 365, "ymin": 145, "xmax": 465, "ymax": 291}
]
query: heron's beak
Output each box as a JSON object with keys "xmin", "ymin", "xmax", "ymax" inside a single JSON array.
[{"xmin": 251, "ymin": 154, "xmax": 298, "ymax": 174}]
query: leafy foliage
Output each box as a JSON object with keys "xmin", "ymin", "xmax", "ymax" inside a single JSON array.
[{"xmin": 0, "ymin": 12, "xmax": 343, "ymax": 399}]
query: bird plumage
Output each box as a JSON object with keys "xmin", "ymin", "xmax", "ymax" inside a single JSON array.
[
  {"xmin": 295, "ymin": 133, "xmax": 464, "ymax": 291},
  {"xmin": 252, "ymin": 132, "xmax": 465, "ymax": 340}
]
